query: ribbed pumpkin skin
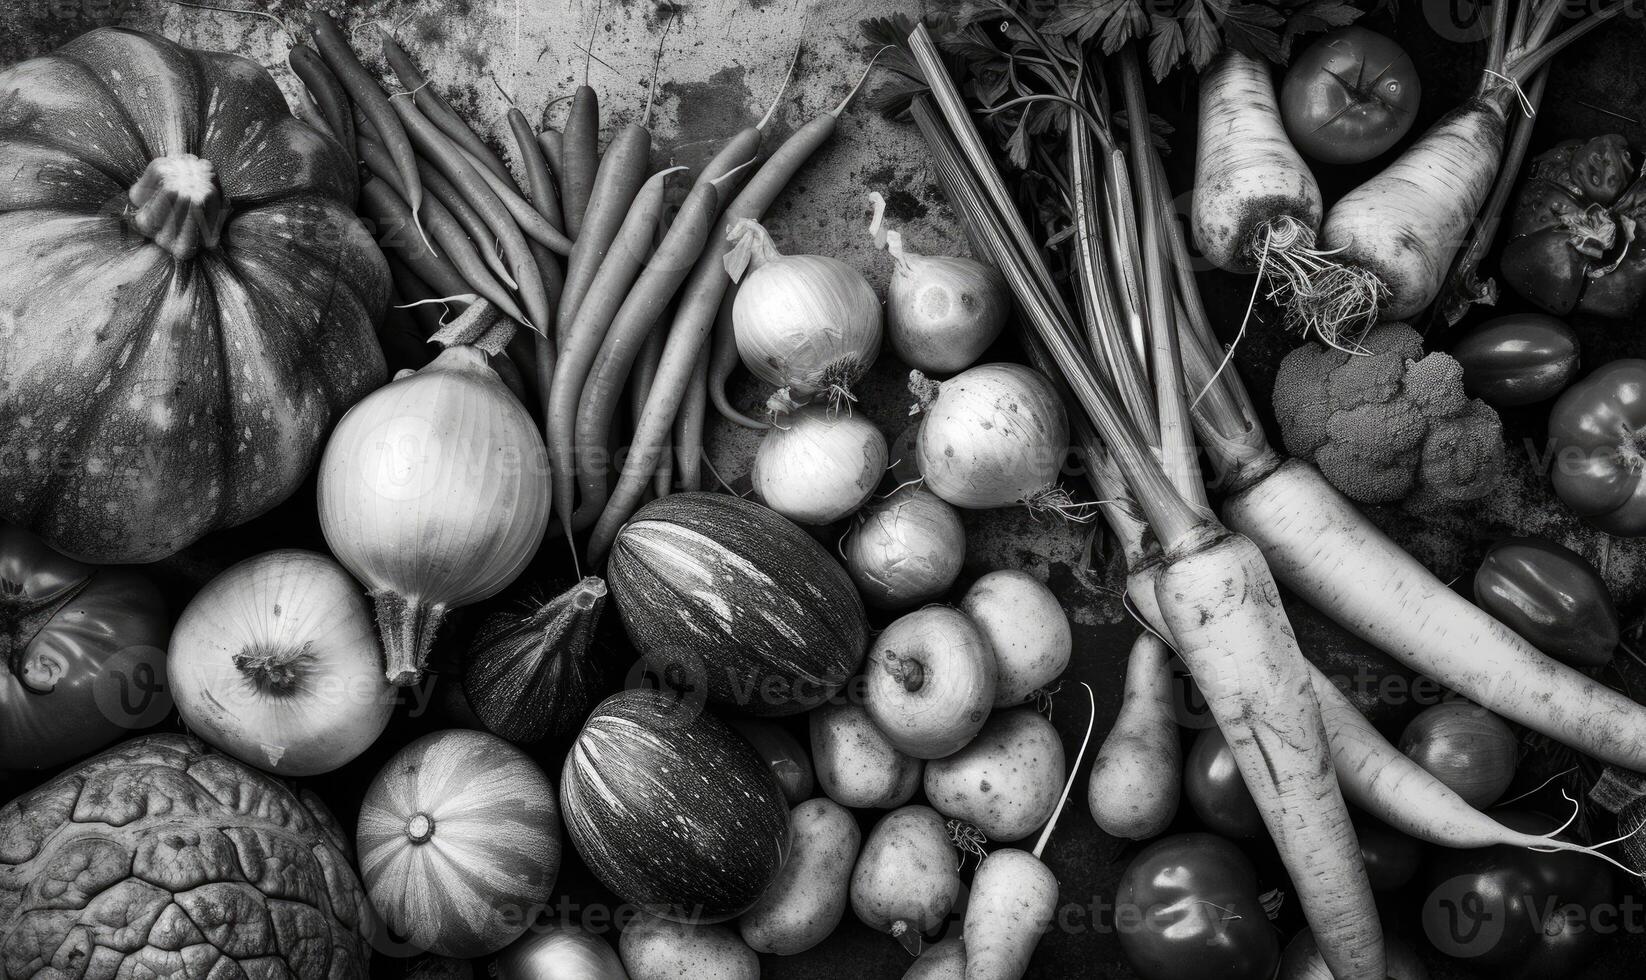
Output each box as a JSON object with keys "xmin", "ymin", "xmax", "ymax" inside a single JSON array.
[
  {"xmin": 609, "ymin": 493, "xmax": 868, "ymax": 716},
  {"xmin": 0, "ymin": 28, "xmax": 387, "ymax": 563},
  {"xmin": 562, "ymin": 690, "xmax": 791, "ymax": 923},
  {"xmin": 357, "ymin": 730, "xmax": 561, "ymax": 958}
]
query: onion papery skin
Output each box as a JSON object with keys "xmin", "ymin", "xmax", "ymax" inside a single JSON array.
[
  {"xmin": 609, "ymin": 493, "xmax": 868, "ymax": 716},
  {"xmin": 490, "ymin": 921, "xmax": 628, "ymax": 980},
  {"xmin": 841, "ymin": 487, "xmax": 965, "ymax": 610},
  {"xmin": 753, "ymin": 406, "xmax": 887, "ymax": 525},
  {"xmin": 358, "ymin": 729, "xmax": 562, "ymax": 958},
  {"xmin": 913, "ymin": 363, "xmax": 1070, "ymax": 509},
  {"xmin": 887, "ymin": 253, "xmax": 1009, "ymax": 375},
  {"xmin": 463, "ymin": 576, "xmax": 610, "ymax": 745},
  {"xmin": 168, "ymin": 549, "xmax": 393, "ymax": 776},
  {"xmin": 733, "ymin": 254, "xmax": 882, "ymax": 402},
  {"xmin": 318, "ymin": 345, "xmax": 550, "ymax": 687},
  {"xmin": 561, "ymin": 690, "xmax": 790, "ymax": 923}
]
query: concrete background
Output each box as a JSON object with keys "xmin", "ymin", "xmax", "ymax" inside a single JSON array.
[{"xmin": 5, "ymin": 1, "xmax": 1646, "ymax": 978}]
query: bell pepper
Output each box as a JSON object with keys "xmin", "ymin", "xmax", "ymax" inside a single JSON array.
[
  {"xmin": 1501, "ymin": 135, "xmax": 1646, "ymax": 318},
  {"xmin": 1116, "ymin": 833, "xmax": 1279, "ymax": 980},
  {"xmin": 1547, "ymin": 359, "xmax": 1646, "ymax": 535},
  {"xmin": 1474, "ymin": 536, "xmax": 1619, "ymax": 668},
  {"xmin": 1421, "ymin": 811, "xmax": 1616, "ymax": 978}
]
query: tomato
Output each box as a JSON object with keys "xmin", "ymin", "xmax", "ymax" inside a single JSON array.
[
  {"xmin": 1183, "ymin": 726, "xmax": 1265, "ymax": 839},
  {"xmin": 0, "ymin": 522, "xmax": 171, "ymax": 770},
  {"xmin": 1474, "ymin": 536, "xmax": 1618, "ymax": 668},
  {"xmin": 1280, "ymin": 27, "xmax": 1421, "ymax": 165},
  {"xmin": 1421, "ymin": 811, "xmax": 1616, "ymax": 978},
  {"xmin": 1451, "ymin": 314, "xmax": 1580, "ymax": 407},
  {"xmin": 1116, "ymin": 833, "xmax": 1279, "ymax": 980},
  {"xmin": 1354, "ymin": 813, "xmax": 1422, "ymax": 891},
  {"xmin": 1547, "ymin": 359, "xmax": 1646, "ymax": 535}
]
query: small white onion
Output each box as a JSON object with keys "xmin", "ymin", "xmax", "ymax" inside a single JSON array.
[
  {"xmin": 490, "ymin": 921, "xmax": 626, "ymax": 980},
  {"xmin": 912, "ymin": 362, "xmax": 1070, "ymax": 509},
  {"xmin": 884, "ymin": 229, "xmax": 1008, "ymax": 375},
  {"xmin": 318, "ymin": 344, "xmax": 550, "ymax": 686},
  {"xmin": 753, "ymin": 405, "xmax": 887, "ymax": 525},
  {"xmin": 168, "ymin": 549, "xmax": 394, "ymax": 775},
  {"xmin": 726, "ymin": 218, "xmax": 882, "ymax": 404},
  {"xmin": 842, "ymin": 486, "xmax": 965, "ymax": 609}
]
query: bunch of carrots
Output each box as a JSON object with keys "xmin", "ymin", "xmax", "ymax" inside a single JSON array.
[
  {"xmin": 287, "ymin": 12, "xmax": 872, "ymax": 570},
  {"xmin": 883, "ymin": 3, "xmax": 1646, "ymax": 977}
]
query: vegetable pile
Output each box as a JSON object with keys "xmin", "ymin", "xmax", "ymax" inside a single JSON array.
[{"xmin": 5, "ymin": 5, "xmax": 1646, "ymax": 980}]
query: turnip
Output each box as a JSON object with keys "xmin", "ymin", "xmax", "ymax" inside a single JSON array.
[
  {"xmin": 863, "ymin": 606, "xmax": 997, "ymax": 758},
  {"xmin": 850, "ymin": 804, "xmax": 962, "ymax": 954},
  {"xmin": 739, "ymin": 798, "xmax": 860, "ymax": 955},
  {"xmin": 1087, "ymin": 633, "xmax": 1180, "ymax": 839},
  {"xmin": 958, "ymin": 570, "xmax": 1070, "ymax": 706},
  {"xmin": 619, "ymin": 914, "xmax": 756, "ymax": 980},
  {"xmin": 909, "ymin": 363, "xmax": 1072, "ymax": 512},
  {"xmin": 810, "ymin": 700, "xmax": 923, "ymax": 809},
  {"xmin": 841, "ymin": 486, "xmax": 966, "ymax": 610},
  {"xmin": 924, "ymin": 708, "xmax": 1064, "ymax": 842}
]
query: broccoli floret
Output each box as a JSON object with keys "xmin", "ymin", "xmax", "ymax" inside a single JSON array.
[{"xmin": 1271, "ymin": 322, "xmax": 1506, "ymax": 508}]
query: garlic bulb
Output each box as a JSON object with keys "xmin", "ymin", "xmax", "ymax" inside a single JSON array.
[
  {"xmin": 841, "ymin": 486, "xmax": 965, "ymax": 609},
  {"xmin": 911, "ymin": 362, "xmax": 1070, "ymax": 509},
  {"xmin": 753, "ymin": 405, "xmax": 887, "ymax": 525},
  {"xmin": 725, "ymin": 217, "xmax": 882, "ymax": 406},
  {"xmin": 318, "ymin": 343, "xmax": 550, "ymax": 686},
  {"xmin": 168, "ymin": 549, "xmax": 394, "ymax": 775}
]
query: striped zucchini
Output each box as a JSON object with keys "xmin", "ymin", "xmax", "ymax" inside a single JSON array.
[
  {"xmin": 357, "ymin": 730, "xmax": 561, "ymax": 958},
  {"xmin": 562, "ymin": 689, "xmax": 791, "ymax": 923},
  {"xmin": 609, "ymin": 492, "xmax": 868, "ymax": 716}
]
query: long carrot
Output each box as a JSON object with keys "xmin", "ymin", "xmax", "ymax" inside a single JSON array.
[
  {"xmin": 379, "ymin": 27, "xmax": 513, "ymax": 183},
  {"xmin": 673, "ymin": 341, "xmax": 711, "ymax": 491},
  {"xmin": 547, "ymin": 168, "xmax": 681, "ymax": 543},
  {"xmin": 570, "ymin": 177, "xmax": 723, "ymax": 527},
  {"xmin": 560, "ymin": 86, "xmax": 600, "ymax": 238},
  {"xmin": 508, "ymin": 108, "xmax": 564, "ymax": 231},
  {"xmin": 288, "ymin": 44, "xmax": 354, "ymax": 156},
  {"xmin": 359, "ymin": 177, "xmax": 468, "ymax": 300},
  {"xmin": 455, "ymin": 144, "xmax": 574, "ymax": 255},
  {"xmin": 556, "ymin": 123, "xmax": 652, "ymax": 346},
  {"xmin": 392, "ymin": 97, "xmax": 552, "ymax": 333},
  {"xmin": 310, "ymin": 13, "xmax": 421, "ymax": 232},
  {"xmin": 707, "ymin": 285, "xmax": 767, "ymax": 428}
]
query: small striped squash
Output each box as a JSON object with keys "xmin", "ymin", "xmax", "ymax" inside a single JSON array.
[
  {"xmin": 562, "ymin": 690, "xmax": 790, "ymax": 923},
  {"xmin": 609, "ymin": 492, "xmax": 868, "ymax": 716},
  {"xmin": 357, "ymin": 729, "xmax": 561, "ymax": 957}
]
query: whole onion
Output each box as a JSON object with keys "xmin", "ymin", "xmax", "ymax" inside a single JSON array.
[
  {"xmin": 911, "ymin": 362, "xmax": 1070, "ymax": 509},
  {"xmin": 1398, "ymin": 701, "xmax": 1518, "ymax": 808},
  {"xmin": 841, "ymin": 486, "xmax": 965, "ymax": 609},
  {"xmin": 753, "ymin": 405, "xmax": 887, "ymax": 524},
  {"xmin": 319, "ymin": 338, "xmax": 550, "ymax": 686},
  {"xmin": 725, "ymin": 217, "xmax": 882, "ymax": 406},
  {"xmin": 870, "ymin": 195, "xmax": 1007, "ymax": 375},
  {"xmin": 168, "ymin": 549, "xmax": 393, "ymax": 775}
]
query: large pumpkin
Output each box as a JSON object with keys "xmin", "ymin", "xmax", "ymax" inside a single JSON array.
[
  {"xmin": 0, "ymin": 28, "xmax": 388, "ymax": 563},
  {"xmin": 0, "ymin": 520, "xmax": 170, "ymax": 771},
  {"xmin": 0, "ymin": 734, "xmax": 371, "ymax": 978}
]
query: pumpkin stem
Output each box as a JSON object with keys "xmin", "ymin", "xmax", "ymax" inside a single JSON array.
[
  {"xmin": 232, "ymin": 643, "xmax": 315, "ymax": 695},
  {"xmin": 128, "ymin": 155, "xmax": 229, "ymax": 260},
  {"xmin": 373, "ymin": 589, "xmax": 446, "ymax": 687}
]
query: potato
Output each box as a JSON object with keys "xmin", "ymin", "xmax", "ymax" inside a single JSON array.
[
  {"xmin": 924, "ymin": 708, "xmax": 1064, "ymax": 841},
  {"xmin": 739, "ymin": 798, "xmax": 860, "ymax": 954},
  {"xmin": 810, "ymin": 700, "xmax": 922, "ymax": 808},
  {"xmin": 851, "ymin": 805, "xmax": 961, "ymax": 948},
  {"xmin": 960, "ymin": 570, "xmax": 1070, "ymax": 706},
  {"xmin": 618, "ymin": 914, "xmax": 757, "ymax": 980}
]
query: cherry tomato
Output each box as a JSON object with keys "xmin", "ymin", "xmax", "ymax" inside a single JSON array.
[
  {"xmin": 1451, "ymin": 314, "xmax": 1580, "ymax": 407},
  {"xmin": 1474, "ymin": 536, "xmax": 1618, "ymax": 668},
  {"xmin": 1116, "ymin": 833, "xmax": 1280, "ymax": 980},
  {"xmin": 1281, "ymin": 27, "xmax": 1421, "ymax": 165},
  {"xmin": 1354, "ymin": 813, "xmax": 1422, "ymax": 891},
  {"xmin": 1421, "ymin": 811, "xmax": 1616, "ymax": 978},
  {"xmin": 1547, "ymin": 360, "xmax": 1646, "ymax": 535},
  {"xmin": 1183, "ymin": 726, "xmax": 1265, "ymax": 839}
]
